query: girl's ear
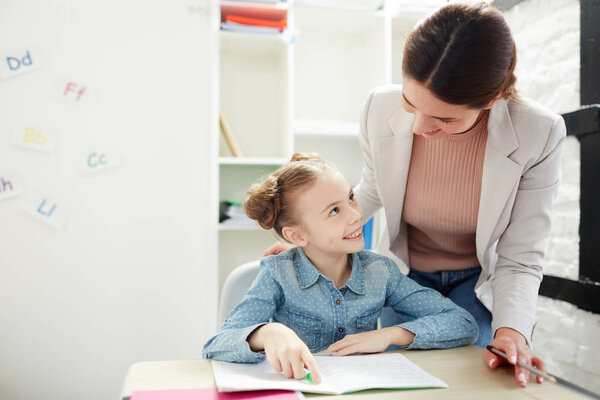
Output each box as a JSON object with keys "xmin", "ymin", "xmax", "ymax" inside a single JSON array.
[{"xmin": 282, "ymin": 226, "xmax": 307, "ymax": 247}]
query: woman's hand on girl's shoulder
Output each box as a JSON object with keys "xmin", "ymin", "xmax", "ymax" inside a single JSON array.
[
  {"xmin": 262, "ymin": 241, "xmax": 294, "ymax": 257},
  {"xmin": 483, "ymin": 327, "xmax": 547, "ymax": 387}
]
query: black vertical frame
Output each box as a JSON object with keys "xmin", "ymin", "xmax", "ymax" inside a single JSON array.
[
  {"xmin": 538, "ymin": 0, "xmax": 600, "ymax": 313},
  {"xmin": 578, "ymin": 0, "xmax": 600, "ymax": 283},
  {"xmin": 580, "ymin": 0, "xmax": 600, "ymax": 105}
]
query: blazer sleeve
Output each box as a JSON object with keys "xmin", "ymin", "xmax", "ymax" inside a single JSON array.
[
  {"xmin": 491, "ymin": 114, "xmax": 567, "ymax": 344},
  {"xmin": 354, "ymin": 89, "xmax": 384, "ymax": 221}
]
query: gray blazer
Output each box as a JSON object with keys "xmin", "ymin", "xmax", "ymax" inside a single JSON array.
[{"xmin": 354, "ymin": 85, "xmax": 566, "ymax": 343}]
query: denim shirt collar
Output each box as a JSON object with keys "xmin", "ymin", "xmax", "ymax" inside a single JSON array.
[{"xmin": 294, "ymin": 248, "xmax": 365, "ymax": 295}]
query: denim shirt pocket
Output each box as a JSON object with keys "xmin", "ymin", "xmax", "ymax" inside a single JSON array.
[
  {"xmin": 355, "ymin": 309, "xmax": 380, "ymax": 332},
  {"xmin": 281, "ymin": 309, "xmax": 322, "ymax": 350}
]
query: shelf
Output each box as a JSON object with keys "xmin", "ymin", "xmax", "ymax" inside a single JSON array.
[
  {"xmin": 219, "ymin": 222, "xmax": 262, "ymax": 230},
  {"xmin": 220, "ymin": 0, "xmax": 289, "ymax": 10},
  {"xmin": 219, "ymin": 157, "xmax": 287, "ymax": 165},
  {"xmin": 220, "ymin": 29, "xmax": 290, "ymax": 158},
  {"xmin": 294, "ymin": 134, "xmax": 364, "ymax": 186},
  {"xmin": 294, "ymin": 1, "xmax": 384, "ymax": 14},
  {"xmin": 220, "ymin": 1, "xmax": 291, "ymax": 49},
  {"xmin": 219, "ymin": 29, "xmax": 292, "ymax": 53},
  {"xmin": 387, "ymin": 1, "xmax": 447, "ymax": 18},
  {"xmin": 293, "ymin": 119, "xmax": 359, "ymax": 137},
  {"xmin": 293, "ymin": 4, "xmax": 385, "ymax": 34},
  {"xmin": 293, "ymin": 5, "xmax": 387, "ymax": 122},
  {"xmin": 216, "ymin": 2, "xmax": 431, "ymax": 294}
]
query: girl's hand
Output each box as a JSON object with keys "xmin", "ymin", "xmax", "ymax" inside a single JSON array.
[
  {"xmin": 483, "ymin": 327, "xmax": 547, "ymax": 387},
  {"xmin": 323, "ymin": 327, "xmax": 415, "ymax": 356},
  {"xmin": 262, "ymin": 241, "xmax": 294, "ymax": 257},
  {"xmin": 248, "ymin": 323, "xmax": 321, "ymax": 384}
]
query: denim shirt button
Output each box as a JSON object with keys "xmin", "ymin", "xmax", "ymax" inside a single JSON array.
[
  {"xmin": 338, "ymin": 327, "xmax": 344, "ymax": 333},
  {"xmin": 335, "ymin": 299, "xmax": 341, "ymax": 305}
]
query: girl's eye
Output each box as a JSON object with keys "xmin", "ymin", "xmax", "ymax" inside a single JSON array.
[
  {"xmin": 329, "ymin": 207, "xmax": 340, "ymax": 216},
  {"xmin": 349, "ymin": 193, "xmax": 354, "ymax": 202},
  {"xmin": 439, "ymin": 119, "xmax": 453, "ymax": 124}
]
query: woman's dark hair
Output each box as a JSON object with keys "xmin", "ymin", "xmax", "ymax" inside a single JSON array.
[{"xmin": 403, "ymin": 2, "xmax": 517, "ymax": 109}]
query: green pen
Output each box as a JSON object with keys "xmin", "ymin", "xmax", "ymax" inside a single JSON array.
[{"xmin": 304, "ymin": 370, "xmax": 315, "ymax": 384}]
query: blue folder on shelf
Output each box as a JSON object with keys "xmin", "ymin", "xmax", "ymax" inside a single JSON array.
[{"xmin": 363, "ymin": 216, "xmax": 374, "ymax": 250}]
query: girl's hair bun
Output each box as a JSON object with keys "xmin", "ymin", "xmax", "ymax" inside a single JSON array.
[
  {"xmin": 244, "ymin": 175, "xmax": 280, "ymax": 230},
  {"xmin": 243, "ymin": 152, "xmax": 335, "ymax": 240},
  {"xmin": 290, "ymin": 152, "xmax": 322, "ymax": 163}
]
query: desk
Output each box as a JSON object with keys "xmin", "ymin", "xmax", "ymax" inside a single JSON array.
[{"xmin": 121, "ymin": 346, "xmax": 579, "ymax": 399}]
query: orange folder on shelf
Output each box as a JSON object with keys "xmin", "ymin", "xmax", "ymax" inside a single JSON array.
[{"xmin": 225, "ymin": 15, "xmax": 287, "ymax": 31}]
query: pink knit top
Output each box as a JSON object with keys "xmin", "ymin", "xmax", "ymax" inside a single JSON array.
[{"xmin": 402, "ymin": 111, "xmax": 489, "ymax": 272}]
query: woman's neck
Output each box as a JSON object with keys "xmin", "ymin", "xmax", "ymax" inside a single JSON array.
[{"xmin": 302, "ymin": 248, "xmax": 352, "ymax": 289}]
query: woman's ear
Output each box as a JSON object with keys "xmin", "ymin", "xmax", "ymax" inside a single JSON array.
[
  {"xmin": 483, "ymin": 95, "xmax": 501, "ymax": 110},
  {"xmin": 282, "ymin": 226, "xmax": 306, "ymax": 247}
]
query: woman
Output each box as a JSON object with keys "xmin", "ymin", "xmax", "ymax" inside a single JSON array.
[{"xmin": 266, "ymin": 2, "xmax": 565, "ymax": 387}]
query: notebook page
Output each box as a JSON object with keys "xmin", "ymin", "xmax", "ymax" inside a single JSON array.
[
  {"xmin": 212, "ymin": 353, "xmax": 446, "ymax": 394},
  {"xmin": 212, "ymin": 360, "xmax": 339, "ymax": 394},
  {"xmin": 317, "ymin": 353, "xmax": 448, "ymax": 393}
]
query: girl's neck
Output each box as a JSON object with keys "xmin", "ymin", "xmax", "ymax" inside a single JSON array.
[{"xmin": 302, "ymin": 248, "xmax": 352, "ymax": 288}]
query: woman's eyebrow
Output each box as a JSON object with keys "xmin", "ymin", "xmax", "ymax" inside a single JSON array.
[
  {"xmin": 402, "ymin": 92, "xmax": 416, "ymax": 108},
  {"xmin": 402, "ymin": 92, "xmax": 456, "ymax": 120}
]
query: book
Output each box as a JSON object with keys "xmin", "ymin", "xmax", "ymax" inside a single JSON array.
[
  {"xmin": 130, "ymin": 388, "xmax": 304, "ymax": 400},
  {"xmin": 221, "ymin": 21, "xmax": 281, "ymax": 35},
  {"xmin": 226, "ymin": 15, "xmax": 287, "ymax": 31},
  {"xmin": 212, "ymin": 353, "xmax": 448, "ymax": 395}
]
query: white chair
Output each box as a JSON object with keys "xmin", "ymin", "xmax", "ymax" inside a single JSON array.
[{"xmin": 218, "ymin": 259, "xmax": 261, "ymax": 325}]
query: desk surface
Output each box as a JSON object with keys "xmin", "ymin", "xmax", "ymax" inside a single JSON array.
[{"xmin": 121, "ymin": 346, "xmax": 580, "ymax": 399}]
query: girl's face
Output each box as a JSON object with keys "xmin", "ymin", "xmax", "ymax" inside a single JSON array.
[
  {"xmin": 285, "ymin": 170, "xmax": 365, "ymax": 258},
  {"xmin": 401, "ymin": 78, "xmax": 490, "ymax": 140}
]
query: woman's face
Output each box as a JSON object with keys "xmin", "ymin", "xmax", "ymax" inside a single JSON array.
[{"xmin": 401, "ymin": 78, "xmax": 488, "ymax": 140}]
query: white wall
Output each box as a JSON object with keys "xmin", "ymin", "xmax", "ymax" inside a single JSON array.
[
  {"xmin": 0, "ymin": 1, "xmax": 218, "ymax": 400},
  {"xmin": 503, "ymin": 0, "xmax": 600, "ymax": 392}
]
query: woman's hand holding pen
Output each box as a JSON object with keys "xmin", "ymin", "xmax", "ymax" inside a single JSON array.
[
  {"xmin": 247, "ymin": 322, "xmax": 322, "ymax": 384},
  {"xmin": 323, "ymin": 327, "xmax": 415, "ymax": 356},
  {"xmin": 484, "ymin": 327, "xmax": 547, "ymax": 387}
]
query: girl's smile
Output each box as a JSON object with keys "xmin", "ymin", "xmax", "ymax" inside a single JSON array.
[{"xmin": 343, "ymin": 227, "xmax": 363, "ymax": 240}]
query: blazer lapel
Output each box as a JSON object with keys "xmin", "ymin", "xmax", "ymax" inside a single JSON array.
[
  {"xmin": 376, "ymin": 109, "xmax": 415, "ymax": 245},
  {"xmin": 476, "ymin": 99, "xmax": 522, "ymax": 263}
]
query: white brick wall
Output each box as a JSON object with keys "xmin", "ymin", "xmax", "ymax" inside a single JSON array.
[{"xmin": 503, "ymin": 0, "xmax": 600, "ymax": 392}]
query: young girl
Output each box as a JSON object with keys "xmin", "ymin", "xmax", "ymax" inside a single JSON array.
[{"xmin": 202, "ymin": 153, "xmax": 478, "ymax": 383}]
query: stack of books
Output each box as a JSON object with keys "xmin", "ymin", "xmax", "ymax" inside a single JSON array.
[
  {"xmin": 221, "ymin": 16, "xmax": 287, "ymax": 35},
  {"xmin": 219, "ymin": 201, "xmax": 258, "ymax": 228},
  {"xmin": 221, "ymin": 3, "xmax": 288, "ymax": 36}
]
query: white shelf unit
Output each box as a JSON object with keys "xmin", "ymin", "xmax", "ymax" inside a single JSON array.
[{"xmin": 216, "ymin": 0, "xmax": 428, "ymax": 290}]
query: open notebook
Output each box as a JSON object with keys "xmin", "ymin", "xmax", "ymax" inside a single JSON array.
[{"xmin": 212, "ymin": 352, "xmax": 447, "ymax": 395}]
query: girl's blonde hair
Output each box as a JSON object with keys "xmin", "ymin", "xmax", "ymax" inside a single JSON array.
[{"xmin": 244, "ymin": 152, "xmax": 334, "ymax": 240}]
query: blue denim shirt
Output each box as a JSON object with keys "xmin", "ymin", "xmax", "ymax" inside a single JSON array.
[{"xmin": 202, "ymin": 248, "xmax": 478, "ymax": 363}]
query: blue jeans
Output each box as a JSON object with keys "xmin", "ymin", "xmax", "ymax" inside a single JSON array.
[{"xmin": 381, "ymin": 266, "xmax": 492, "ymax": 348}]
